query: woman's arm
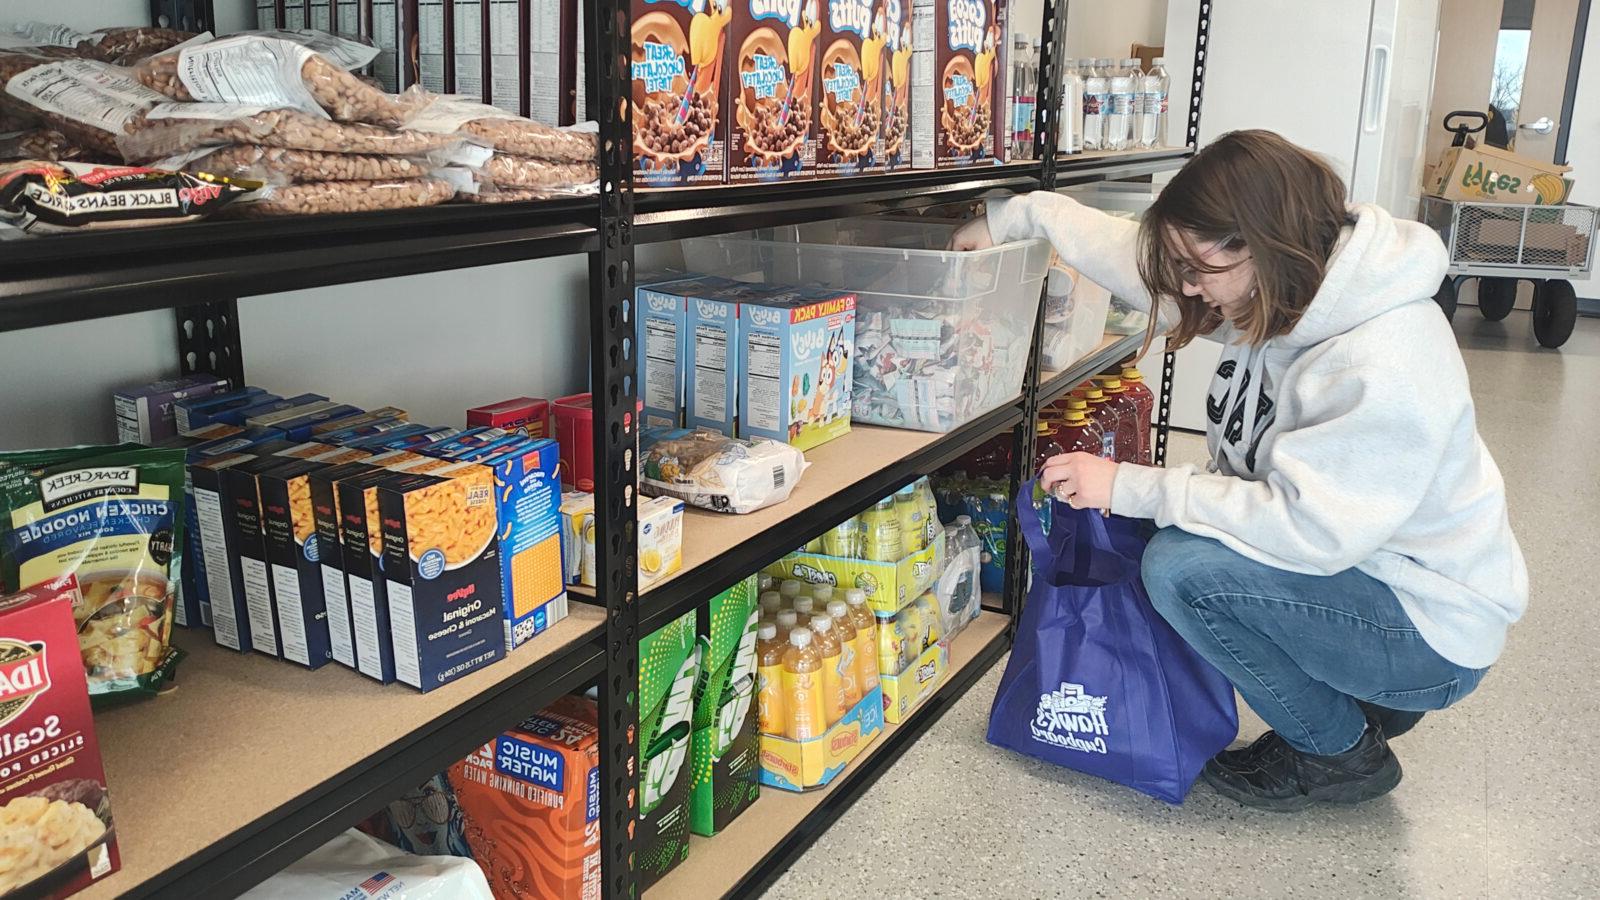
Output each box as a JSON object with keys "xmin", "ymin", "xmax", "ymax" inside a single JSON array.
[{"xmin": 982, "ymin": 192, "xmax": 1165, "ymax": 319}]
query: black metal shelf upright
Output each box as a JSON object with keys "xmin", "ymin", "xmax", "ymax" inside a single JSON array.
[{"xmin": 0, "ymin": 0, "xmax": 1211, "ymax": 895}]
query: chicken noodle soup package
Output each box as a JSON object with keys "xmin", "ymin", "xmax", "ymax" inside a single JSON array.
[
  {"xmin": 641, "ymin": 429, "xmax": 807, "ymax": 514},
  {"xmin": 0, "ymin": 445, "xmax": 186, "ymax": 703}
]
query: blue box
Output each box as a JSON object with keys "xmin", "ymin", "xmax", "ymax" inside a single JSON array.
[
  {"xmin": 735, "ymin": 284, "xmax": 857, "ymax": 451},
  {"xmin": 114, "ymin": 374, "xmax": 232, "ymax": 444},
  {"xmin": 177, "ymin": 426, "xmax": 290, "ymax": 629},
  {"xmin": 479, "ymin": 438, "xmax": 569, "ymax": 650},
  {"xmin": 338, "ymin": 469, "xmax": 402, "ymax": 683},
  {"xmin": 635, "ymin": 279, "xmax": 695, "ymax": 429},
  {"xmin": 174, "ymin": 387, "xmax": 271, "ymax": 432},
  {"xmin": 257, "ymin": 458, "xmax": 336, "ymax": 668}
]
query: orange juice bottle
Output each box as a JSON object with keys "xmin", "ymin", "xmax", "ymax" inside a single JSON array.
[
  {"xmin": 792, "ymin": 596, "xmax": 815, "ymax": 627},
  {"xmin": 809, "ymin": 614, "xmax": 849, "ymax": 725},
  {"xmin": 782, "ymin": 628, "xmax": 827, "ymax": 740},
  {"xmin": 843, "ymin": 590, "xmax": 880, "ymax": 694},
  {"xmin": 775, "ymin": 609, "xmax": 799, "ymax": 640},
  {"xmin": 756, "ymin": 622, "xmax": 786, "ymax": 734},
  {"xmin": 825, "ymin": 599, "xmax": 863, "ymax": 708}
]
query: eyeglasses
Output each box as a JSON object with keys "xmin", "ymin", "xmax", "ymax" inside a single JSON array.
[{"xmin": 1176, "ymin": 235, "xmax": 1248, "ymax": 285}]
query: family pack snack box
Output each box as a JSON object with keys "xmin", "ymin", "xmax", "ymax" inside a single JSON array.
[
  {"xmin": 466, "ymin": 398, "xmax": 552, "ymax": 438},
  {"xmin": 339, "ymin": 469, "xmax": 404, "ymax": 683},
  {"xmin": 173, "ymin": 386, "xmax": 270, "ymax": 432},
  {"xmin": 881, "ymin": 0, "xmax": 913, "ymax": 169},
  {"xmin": 308, "ymin": 461, "xmax": 381, "ymax": 669},
  {"xmin": 911, "ymin": 0, "xmax": 1003, "ymax": 168},
  {"xmin": 815, "ymin": 0, "xmax": 886, "ymax": 176},
  {"xmin": 114, "ymin": 374, "xmax": 232, "ymax": 445},
  {"xmin": 636, "ymin": 279, "xmax": 694, "ymax": 429},
  {"xmin": 0, "ymin": 576, "xmax": 121, "ymax": 898},
  {"xmin": 736, "ymin": 284, "xmax": 856, "ymax": 450},
  {"xmin": 728, "ymin": 0, "xmax": 821, "ymax": 182},
  {"xmin": 258, "ymin": 459, "xmax": 337, "ymax": 669},
  {"xmin": 447, "ymin": 694, "xmax": 602, "ymax": 900},
  {"xmin": 377, "ymin": 464, "xmax": 505, "ymax": 692},
  {"xmin": 633, "ymin": 0, "xmax": 730, "ymax": 185},
  {"xmin": 690, "ymin": 575, "xmax": 760, "ymax": 835},
  {"xmin": 479, "ymin": 439, "xmax": 569, "ymax": 651},
  {"xmin": 639, "ymin": 610, "xmax": 698, "ymax": 889}
]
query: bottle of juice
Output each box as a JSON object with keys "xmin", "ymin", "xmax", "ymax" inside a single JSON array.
[
  {"xmin": 792, "ymin": 596, "xmax": 815, "ymax": 627},
  {"xmin": 779, "ymin": 579, "xmax": 804, "ymax": 602},
  {"xmin": 1073, "ymin": 384, "xmax": 1116, "ymax": 459},
  {"xmin": 759, "ymin": 591, "xmax": 784, "ymax": 620},
  {"xmin": 758, "ymin": 573, "xmax": 775, "ymax": 593},
  {"xmin": 775, "ymin": 609, "xmax": 799, "ymax": 639},
  {"xmin": 1093, "ymin": 374, "xmax": 1140, "ymax": 464},
  {"xmin": 894, "ymin": 485, "xmax": 926, "ymax": 555},
  {"xmin": 844, "ymin": 590, "xmax": 880, "ymax": 693},
  {"xmin": 896, "ymin": 602, "xmax": 925, "ymax": 667},
  {"xmin": 914, "ymin": 594, "xmax": 942, "ymax": 648},
  {"xmin": 875, "ymin": 610, "xmax": 904, "ymax": 678},
  {"xmin": 916, "ymin": 477, "xmax": 941, "ymax": 546},
  {"xmin": 826, "ymin": 599, "xmax": 867, "ymax": 705},
  {"xmin": 782, "ymin": 628, "xmax": 828, "ymax": 740},
  {"xmin": 756, "ymin": 623, "xmax": 786, "ymax": 734},
  {"xmin": 862, "ymin": 497, "xmax": 904, "ymax": 562},
  {"xmin": 1033, "ymin": 418, "xmax": 1067, "ymax": 476},
  {"xmin": 809, "ymin": 613, "xmax": 851, "ymax": 722},
  {"xmin": 812, "ymin": 584, "xmax": 835, "ymax": 607},
  {"xmin": 821, "ymin": 517, "xmax": 861, "ymax": 558},
  {"xmin": 1121, "ymin": 365, "xmax": 1155, "ymax": 465}
]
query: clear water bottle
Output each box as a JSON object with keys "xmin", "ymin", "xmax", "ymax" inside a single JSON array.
[
  {"xmin": 939, "ymin": 515, "xmax": 983, "ymax": 633},
  {"xmin": 1008, "ymin": 36, "xmax": 1036, "ymax": 160},
  {"xmin": 1058, "ymin": 59, "xmax": 1082, "ymax": 154},
  {"xmin": 1081, "ymin": 59, "xmax": 1107, "ymax": 151},
  {"xmin": 1138, "ymin": 57, "xmax": 1170, "ymax": 149},
  {"xmin": 1107, "ymin": 58, "xmax": 1140, "ymax": 151}
]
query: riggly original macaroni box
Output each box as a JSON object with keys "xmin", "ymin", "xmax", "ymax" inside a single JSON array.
[
  {"xmin": 735, "ymin": 283, "xmax": 856, "ymax": 450},
  {"xmin": 478, "ymin": 439, "xmax": 569, "ymax": 651},
  {"xmin": 338, "ymin": 468, "xmax": 404, "ymax": 684},
  {"xmin": 173, "ymin": 386, "xmax": 271, "ymax": 432},
  {"xmin": 447, "ymin": 695, "xmax": 602, "ymax": 900},
  {"xmin": 632, "ymin": 0, "xmax": 730, "ymax": 186},
  {"xmin": 815, "ymin": 0, "xmax": 886, "ymax": 176},
  {"xmin": 0, "ymin": 575, "xmax": 122, "ymax": 898},
  {"xmin": 377, "ymin": 464, "xmax": 505, "ymax": 692},
  {"xmin": 728, "ymin": 0, "xmax": 821, "ymax": 182},
  {"xmin": 308, "ymin": 461, "xmax": 381, "ymax": 670},
  {"xmin": 911, "ymin": 0, "xmax": 1005, "ymax": 168},
  {"xmin": 177, "ymin": 428, "xmax": 287, "ymax": 631},
  {"xmin": 759, "ymin": 684, "xmax": 883, "ymax": 790},
  {"xmin": 690, "ymin": 575, "xmax": 760, "ymax": 836},
  {"xmin": 639, "ymin": 610, "xmax": 698, "ymax": 889},
  {"xmin": 257, "ymin": 459, "xmax": 336, "ymax": 669}
]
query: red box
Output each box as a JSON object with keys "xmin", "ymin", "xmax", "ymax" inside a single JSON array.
[
  {"xmin": 0, "ymin": 574, "xmax": 121, "ymax": 898},
  {"xmin": 554, "ymin": 394, "xmax": 595, "ymax": 492},
  {"xmin": 467, "ymin": 397, "xmax": 552, "ymax": 439}
]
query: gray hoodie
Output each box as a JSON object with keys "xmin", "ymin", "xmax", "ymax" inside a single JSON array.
[{"xmin": 989, "ymin": 192, "xmax": 1526, "ymax": 669}]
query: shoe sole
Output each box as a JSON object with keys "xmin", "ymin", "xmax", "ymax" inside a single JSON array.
[{"xmin": 1202, "ymin": 758, "xmax": 1404, "ymax": 813}]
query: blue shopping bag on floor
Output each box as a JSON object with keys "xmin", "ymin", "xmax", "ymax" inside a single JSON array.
[{"xmin": 986, "ymin": 489, "xmax": 1238, "ymax": 803}]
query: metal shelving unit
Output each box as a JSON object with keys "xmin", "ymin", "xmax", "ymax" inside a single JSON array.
[{"xmin": 0, "ymin": 0, "xmax": 1209, "ymax": 896}]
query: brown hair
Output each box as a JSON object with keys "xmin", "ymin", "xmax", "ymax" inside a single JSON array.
[{"xmin": 1137, "ymin": 129, "xmax": 1350, "ymax": 351}]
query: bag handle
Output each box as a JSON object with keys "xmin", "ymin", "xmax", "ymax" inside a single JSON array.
[{"xmin": 1014, "ymin": 482, "xmax": 1073, "ymax": 568}]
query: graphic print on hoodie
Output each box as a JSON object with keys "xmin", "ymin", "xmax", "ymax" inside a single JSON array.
[{"xmin": 1208, "ymin": 357, "xmax": 1276, "ymax": 473}]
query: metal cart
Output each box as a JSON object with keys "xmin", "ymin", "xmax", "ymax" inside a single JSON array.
[{"xmin": 1422, "ymin": 196, "xmax": 1596, "ymax": 348}]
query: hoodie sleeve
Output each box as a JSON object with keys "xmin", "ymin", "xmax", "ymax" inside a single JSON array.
[{"xmin": 1109, "ymin": 360, "xmax": 1458, "ymax": 575}]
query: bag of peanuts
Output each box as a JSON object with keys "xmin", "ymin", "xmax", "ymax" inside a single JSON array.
[
  {"xmin": 133, "ymin": 33, "xmax": 425, "ymax": 127},
  {"xmin": 1, "ymin": 55, "xmax": 168, "ymax": 158},
  {"xmin": 119, "ymin": 103, "xmax": 467, "ymax": 162},
  {"xmin": 401, "ymin": 95, "xmax": 595, "ymax": 162},
  {"xmin": 157, "ymin": 143, "xmax": 438, "ymax": 184},
  {"xmin": 231, "ymin": 175, "xmax": 458, "ymax": 218},
  {"xmin": 0, "ymin": 128, "xmax": 83, "ymax": 162},
  {"xmin": 0, "ymin": 158, "xmax": 253, "ymax": 231},
  {"xmin": 78, "ymin": 26, "xmax": 198, "ymax": 63}
]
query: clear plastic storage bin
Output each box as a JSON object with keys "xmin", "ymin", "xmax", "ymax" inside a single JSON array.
[{"xmin": 683, "ymin": 218, "xmax": 1050, "ymax": 432}]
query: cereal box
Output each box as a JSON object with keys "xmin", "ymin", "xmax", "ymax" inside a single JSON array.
[
  {"xmin": 338, "ymin": 469, "xmax": 403, "ymax": 683},
  {"xmin": 881, "ymin": 0, "xmax": 912, "ymax": 170},
  {"xmin": 728, "ymin": 0, "xmax": 821, "ymax": 182},
  {"xmin": 479, "ymin": 440, "xmax": 569, "ymax": 651},
  {"xmin": 736, "ymin": 284, "xmax": 856, "ymax": 450},
  {"xmin": 447, "ymin": 695, "xmax": 602, "ymax": 900},
  {"xmin": 690, "ymin": 575, "xmax": 760, "ymax": 835},
  {"xmin": 257, "ymin": 459, "xmax": 336, "ymax": 669},
  {"xmin": 308, "ymin": 461, "xmax": 380, "ymax": 669},
  {"xmin": 815, "ymin": 0, "xmax": 886, "ymax": 176},
  {"xmin": 639, "ymin": 610, "xmax": 697, "ymax": 889},
  {"xmin": 911, "ymin": 0, "xmax": 1004, "ymax": 168},
  {"xmin": 466, "ymin": 398, "xmax": 551, "ymax": 439},
  {"xmin": 633, "ymin": 0, "xmax": 730, "ymax": 185},
  {"xmin": 0, "ymin": 576, "xmax": 121, "ymax": 897},
  {"xmin": 377, "ymin": 464, "xmax": 505, "ymax": 692},
  {"xmin": 113, "ymin": 374, "xmax": 231, "ymax": 445}
]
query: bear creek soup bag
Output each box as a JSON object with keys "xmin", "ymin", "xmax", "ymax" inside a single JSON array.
[{"xmin": 0, "ymin": 444, "xmax": 187, "ymax": 704}]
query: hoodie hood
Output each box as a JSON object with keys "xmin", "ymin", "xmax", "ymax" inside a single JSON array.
[{"xmin": 1280, "ymin": 202, "xmax": 1449, "ymax": 349}]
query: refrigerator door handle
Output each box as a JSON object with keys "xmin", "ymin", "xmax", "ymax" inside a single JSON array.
[{"xmin": 1363, "ymin": 43, "xmax": 1392, "ymax": 134}]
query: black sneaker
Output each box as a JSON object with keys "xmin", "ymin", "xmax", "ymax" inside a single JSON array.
[
  {"xmin": 1202, "ymin": 726, "xmax": 1402, "ymax": 812},
  {"xmin": 1357, "ymin": 701, "xmax": 1426, "ymax": 739}
]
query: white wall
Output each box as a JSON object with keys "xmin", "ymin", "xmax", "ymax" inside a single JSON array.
[{"xmin": 1005, "ymin": 0, "xmax": 1168, "ymax": 66}]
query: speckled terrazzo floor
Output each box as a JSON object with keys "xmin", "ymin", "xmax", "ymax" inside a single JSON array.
[{"xmin": 764, "ymin": 312, "xmax": 1600, "ymax": 900}]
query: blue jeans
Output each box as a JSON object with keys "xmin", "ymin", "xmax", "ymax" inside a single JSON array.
[{"xmin": 1140, "ymin": 527, "xmax": 1487, "ymax": 755}]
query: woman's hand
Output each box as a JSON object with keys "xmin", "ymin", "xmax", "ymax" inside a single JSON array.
[
  {"xmin": 1040, "ymin": 452, "xmax": 1118, "ymax": 511},
  {"xmin": 949, "ymin": 215, "xmax": 996, "ymax": 251}
]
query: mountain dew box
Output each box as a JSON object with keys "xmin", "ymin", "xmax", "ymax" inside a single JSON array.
[
  {"xmin": 735, "ymin": 284, "xmax": 856, "ymax": 451},
  {"xmin": 639, "ymin": 609, "xmax": 698, "ymax": 889},
  {"xmin": 690, "ymin": 575, "xmax": 760, "ymax": 835}
]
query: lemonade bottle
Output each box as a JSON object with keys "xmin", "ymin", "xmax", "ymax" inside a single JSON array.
[
  {"xmin": 844, "ymin": 590, "xmax": 880, "ymax": 693},
  {"xmin": 862, "ymin": 497, "xmax": 904, "ymax": 562},
  {"xmin": 782, "ymin": 628, "xmax": 828, "ymax": 740},
  {"xmin": 897, "ymin": 603, "xmax": 925, "ymax": 667},
  {"xmin": 914, "ymin": 594, "xmax": 943, "ymax": 648},
  {"xmin": 759, "ymin": 591, "xmax": 784, "ymax": 620},
  {"xmin": 875, "ymin": 610, "xmax": 904, "ymax": 678},
  {"xmin": 792, "ymin": 596, "xmax": 815, "ymax": 627},
  {"xmin": 812, "ymin": 584, "xmax": 835, "ymax": 607},
  {"xmin": 758, "ymin": 573, "xmax": 775, "ymax": 593},
  {"xmin": 826, "ymin": 599, "xmax": 864, "ymax": 707},
  {"xmin": 775, "ymin": 609, "xmax": 799, "ymax": 639},
  {"xmin": 821, "ymin": 517, "xmax": 861, "ymax": 558},
  {"xmin": 780, "ymin": 579, "xmax": 804, "ymax": 602},
  {"xmin": 756, "ymin": 623, "xmax": 787, "ymax": 734},
  {"xmin": 917, "ymin": 477, "xmax": 941, "ymax": 545},
  {"xmin": 808, "ymin": 614, "xmax": 849, "ymax": 724},
  {"xmin": 894, "ymin": 485, "xmax": 926, "ymax": 554}
]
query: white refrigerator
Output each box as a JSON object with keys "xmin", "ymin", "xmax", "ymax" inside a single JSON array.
[{"xmin": 1161, "ymin": 0, "xmax": 1441, "ymax": 431}]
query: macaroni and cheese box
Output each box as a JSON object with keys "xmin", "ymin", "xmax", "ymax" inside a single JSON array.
[
  {"xmin": 263, "ymin": 404, "xmax": 364, "ymax": 442},
  {"xmin": 244, "ymin": 397, "xmax": 342, "ymax": 430},
  {"xmin": 338, "ymin": 469, "xmax": 403, "ymax": 684},
  {"xmin": 690, "ymin": 576, "xmax": 760, "ymax": 836},
  {"xmin": 376, "ymin": 465, "xmax": 505, "ymax": 692},
  {"xmin": 639, "ymin": 610, "xmax": 698, "ymax": 890},
  {"xmin": 447, "ymin": 695, "xmax": 602, "ymax": 900},
  {"xmin": 311, "ymin": 406, "xmax": 408, "ymax": 437},
  {"xmin": 173, "ymin": 386, "xmax": 272, "ymax": 432},
  {"xmin": 114, "ymin": 374, "xmax": 232, "ymax": 445},
  {"xmin": 308, "ymin": 461, "xmax": 392, "ymax": 670},
  {"xmin": 257, "ymin": 459, "xmax": 336, "ymax": 669},
  {"xmin": 479, "ymin": 439, "xmax": 569, "ymax": 651},
  {"xmin": 466, "ymin": 398, "xmax": 551, "ymax": 438},
  {"xmin": 234, "ymin": 393, "xmax": 329, "ymax": 426},
  {"xmin": 736, "ymin": 284, "xmax": 856, "ymax": 450},
  {"xmin": 220, "ymin": 457, "xmax": 306, "ymax": 659},
  {"xmin": 0, "ymin": 575, "xmax": 121, "ymax": 897},
  {"xmin": 177, "ymin": 427, "xmax": 285, "ymax": 630},
  {"xmin": 191, "ymin": 451, "xmax": 264, "ymax": 651},
  {"xmin": 318, "ymin": 417, "xmax": 414, "ymax": 446}
]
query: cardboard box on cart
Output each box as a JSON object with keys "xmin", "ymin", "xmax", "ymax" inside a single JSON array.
[{"xmin": 1425, "ymin": 143, "xmax": 1574, "ymax": 206}]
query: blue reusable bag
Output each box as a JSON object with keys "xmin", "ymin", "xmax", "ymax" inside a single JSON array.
[{"xmin": 986, "ymin": 489, "xmax": 1238, "ymax": 803}]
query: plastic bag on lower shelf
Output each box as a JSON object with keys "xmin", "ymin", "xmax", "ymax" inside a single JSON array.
[{"xmin": 240, "ymin": 829, "xmax": 493, "ymax": 900}]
